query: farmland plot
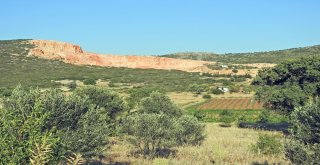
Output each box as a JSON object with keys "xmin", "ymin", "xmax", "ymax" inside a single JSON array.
[{"xmin": 198, "ymin": 97, "xmax": 263, "ymax": 110}]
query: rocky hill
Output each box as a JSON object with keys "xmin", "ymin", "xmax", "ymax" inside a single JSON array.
[{"xmin": 29, "ymin": 40, "xmax": 213, "ymax": 73}]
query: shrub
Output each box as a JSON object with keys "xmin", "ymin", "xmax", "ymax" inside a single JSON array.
[
  {"xmin": 68, "ymin": 81, "xmax": 77, "ymax": 91},
  {"xmin": 194, "ymin": 110, "xmax": 206, "ymax": 121},
  {"xmin": 175, "ymin": 115, "xmax": 205, "ymax": 145},
  {"xmin": 83, "ymin": 78, "xmax": 96, "ymax": 85},
  {"xmin": 0, "ymin": 86, "xmax": 119, "ymax": 163},
  {"xmin": 202, "ymin": 94, "xmax": 211, "ymax": 99},
  {"xmin": 189, "ymin": 84, "xmax": 207, "ymax": 94},
  {"xmin": 229, "ymin": 85, "xmax": 240, "ymax": 93},
  {"xmin": 258, "ymin": 110, "xmax": 270, "ymax": 123},
  {"xmin": 74, "ymin": 86, "xmax": 127, "ymax": 120},
  {"xmin": 0, "ymin": 87, "xmax": 12, "ymax": 97},
  {"xmin": 139, "ymin": 91, "xmax": 182, "ymax": 117},
  {"xmin": 126, "ymin": 87, "xmax": 160, "ymax": 109},
  {"xmin": 211, "ymin": 88, "xmax": 224, "ymax": 95},
  {"xmin": 232, "ymin": 69, "xmax": 238, "ymax": 73},
  {"xmin": 122, "ymin": 92, "xmax": 205, "ymax": 157},
  {"xmin": 0, "ymin": 86, "xmax": 60, "ymax": 164},
  {"xmin": 219, "ymin": 110, "xmax": 234, "ymax": 127},
  {"xmin": 285, "ymin": 101, "xmax": 320, "ymax": 164},
  {"xmin": 251, "ymin": 134, "xmax": 283, "ymax": 155},
  {"xmin": 122, "ymin": 113, "xmax": 204, "ymax": 156}
]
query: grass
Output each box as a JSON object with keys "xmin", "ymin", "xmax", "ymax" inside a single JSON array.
[{"xmin": 105, "ymin": 123, "xmax": 288, "ymax": 165}]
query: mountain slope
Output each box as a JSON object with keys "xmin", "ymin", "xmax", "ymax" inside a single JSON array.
[
  {"xmin": 161, "ymin": 45, "xmax": 320, "ymax": 63},
  {"xmin": 0, "ymin": 40, "xmax": 214, "ymax": 91}
]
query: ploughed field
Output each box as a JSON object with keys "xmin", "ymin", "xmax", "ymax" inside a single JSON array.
[{"xmin": 198, "ymin": 97, "xmax": 263, "ymax": 110}]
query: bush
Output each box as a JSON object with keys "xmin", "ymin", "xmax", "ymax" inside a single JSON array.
[
  {"xmin": 0, "ymin": 87, "xmax": 12, "ymax": 97},
  {"xmin": 251, "ymin": 134, "xmax": 283, "ymax": 155},
  {"xmin": 0, "ymin": 86, "xmax": 120, "ymax": 163},
  {"xmin": 194, "ymin": 110, "xmax": 206, "ymax": 121},
  {"xmin": 122, "ymin": 92, "xmax": 205, "ymax": 157},
  {"xmin": 122, "ymin": 113, "xmax": 204, "ymax": 156},
  {"xmin": 68, "ymin": 81, "xmax": 77, "ymax": 91},
  {"xmin": 258, "ymin": 110, "xmax": 270, "ymax": 123},
  {"xmin": 202, "ymin": 94, "xmax": 211, "ymax": 99},
  {"xmin": 74, "ymin": 86, "xmax": 127, "ymax": 120},
  {"xmin": 139, "ymin": 91, "xmax": 182, "ymax": 117},
  {"xmin": 0, "ymin": 86, "xmax": 60, "ymax": 164},
  {"xmin": 83, "ymin": 78, "xmax": 96, "ymax": 85},
  {"xmin": 232, "ymin": 69, "xmax": 238, "ymax": 73},
  {"xmin": 189, "ymin": 84, "xmax": 208, "ymax": 94},
  {"xmin": 219, "ymin": 110, "xmax": 234, "ymax": 127},
  {"xmin": 211, "ymin": 88, "xmax": 224, "ymax": 95},
  {"xmin": 126, "ymin": 87, "xmax": 160, "ymax": 109},
  {"xmin": 285, "ymin": 101, "xmax": 320, "ymax": 164},
  {"xmin": 229, "ymin": 85, "xmax": 240, "ymax": 93}
]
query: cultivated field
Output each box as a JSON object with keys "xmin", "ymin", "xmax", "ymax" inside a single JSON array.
[{"xmin": 198, "ymin": 97, "xmax": 263, "ymax": 110}]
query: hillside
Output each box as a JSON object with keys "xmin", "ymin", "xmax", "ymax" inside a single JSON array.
[
  {"xmin": 161, "ymin": 45, "xmax": 320, "ymax": 63},
  {"xmin": 0, "ymin": 40, "xmax": 215, "ymax": 91},
  {"xmin": 29, "ymin": 40, "xmax": 213, "ymax": 72}
]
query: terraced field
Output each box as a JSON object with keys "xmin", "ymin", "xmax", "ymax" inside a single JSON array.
[{"xmin": 197, "ymin": 97, "xmax": 263, "ymax": 110}]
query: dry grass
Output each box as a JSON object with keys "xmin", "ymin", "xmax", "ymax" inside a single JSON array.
[
  {"xmin": 167, "ymin": 92, "xmax": 205, "ymax": 108},
  {"xmin": 105, "ymin": 123, "xmax": 289, "ymax": 165}
]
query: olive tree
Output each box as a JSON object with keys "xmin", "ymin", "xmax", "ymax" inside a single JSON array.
[
  {"xmin": 252, "ymin": 57, "xmax": 320, "ymax": 113},
  {"xmin": 122, "ymin": 92, "xmax": 205, "ymax": 156},
  {"xmin": 0, "ymin": 86, "xmax": 123, "ymax": 162},
  {"xmin": 285, "ymin": 101, "xmax": 320, "ymax": 164}
]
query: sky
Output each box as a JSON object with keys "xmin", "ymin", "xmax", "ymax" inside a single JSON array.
[{"xmin": 1, "ymin": 0, "xmax": 320, "ymax": 55}]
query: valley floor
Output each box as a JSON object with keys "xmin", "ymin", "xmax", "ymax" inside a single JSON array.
[{"xmin": 105, "ymin": 123, "xmax": 288, "ymax": 165}]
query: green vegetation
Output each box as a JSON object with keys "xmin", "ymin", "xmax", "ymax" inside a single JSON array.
[
  {"xmin": 187, "ymin": 108, "xmax": 288, "ymax": 123},
  {"xmin": 0, "ymin": 40, "xmax": 220, "ymax": 92},
  {"xmin": 202, "ymin": 94, "xmax": 211, "ymax": 99},
  {"xmin": 252, "ymin": 57, "xmax": 320, "ymax": 164},
  {"xmin": 0, "ymin": 86, "xmax": 125, "ymax": 164},
  {"xmin": 285, "ymin": 101, "xmax": 320, "ymax": 164},
  {"xmin": 121, "ymin": 92, "xmax": 205, "ymax": 157},
  {"xmin": 252, "ymin": 56, "xmax": 320, "ymax": 113},
  {"xmin": 251, "ymin": 134, "xmax": 283, "ymax": 155},
  {"xmin": 161, "ymin": 45, "xmax": 320, "ymax": 63},
  {"xmin": 83, "ymin": 78, "xmax": 96, "ymax": 85}
]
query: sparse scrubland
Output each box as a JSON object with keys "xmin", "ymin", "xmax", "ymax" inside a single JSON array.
[{"xmin": 1, "ymin": 40, "xmax": 320, "ymax": 164}]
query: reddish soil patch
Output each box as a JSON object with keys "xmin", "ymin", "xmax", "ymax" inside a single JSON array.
[{"xmin": 198, "ymin": 98, "xmax": 264, "ymax": 110}]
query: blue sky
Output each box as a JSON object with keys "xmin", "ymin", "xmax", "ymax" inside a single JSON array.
[{"xmin": 1, "ymin": 0, "xmax": 320, "ymax": 55}]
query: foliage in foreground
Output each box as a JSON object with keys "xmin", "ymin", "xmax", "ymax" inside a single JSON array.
[
  {"xmin": 253, "ymin": 56, "xmax": 320, "ymax": 113},
  {"xmin": 285, "ymin": 101, "xmax": 320, "ymax": 164},
  {"xmin": 0, "ymin": 86, "xmax": 125, "ymax": 164},
  {"xmin": 122, "ymin": 92, "xmax": 205, "ymax": 157}
]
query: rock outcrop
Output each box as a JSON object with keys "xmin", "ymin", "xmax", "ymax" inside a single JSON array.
[{"xmin": 29, "ymin": 40, "xmax": 214, "ymax": 72}]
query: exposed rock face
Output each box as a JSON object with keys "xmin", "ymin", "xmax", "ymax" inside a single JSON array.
[
  {"xmin": 29, "ymin": 40, "xmax": 214, "ymax": 72},
  {"xmin": 28, "ymin": 40, "xmax": 267, "ymax": 75}
]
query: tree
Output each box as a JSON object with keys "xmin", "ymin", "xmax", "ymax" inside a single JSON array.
[
  {"xmin": 74, "ymin": 86, "xmax": 127, "ymax": 120},
  {"xmin": 0, "ymin": 86, "xmax": 119, "ymax": 162},
  {"xmin": 0, "ymin": 86, "xmax": 59, "ymax": 164},
  {"xmin": 211, "ymin": 88, "xmax": 224, "ymax": 95},
  {"xmin": 229, "ymin": 85, "xmax": 240, "ymax": 93},
  {"xmin": 252, "ymin": 57, "xmax": 320, "ymax": 113},
  {"xmin": 285, "ymin": 101, "xmax": 320, "ymax": 164},
  {"xmin": 126, "ymin": 87, "xmax": 160, "ymax": 109},
  {"xmin": 83, "ymin": 78, "xmax": 96, "ymax": 85},
  {"xmin": 122, "ymin": 92, "xmax": 205, "ymax": 156},
  {"xmin": 139, "ymin": 91, "xmax": 182, "ymax": 117},
  {"xmin": 189, "ymin": 84, "xmax": 207, "ymax": 94}
]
